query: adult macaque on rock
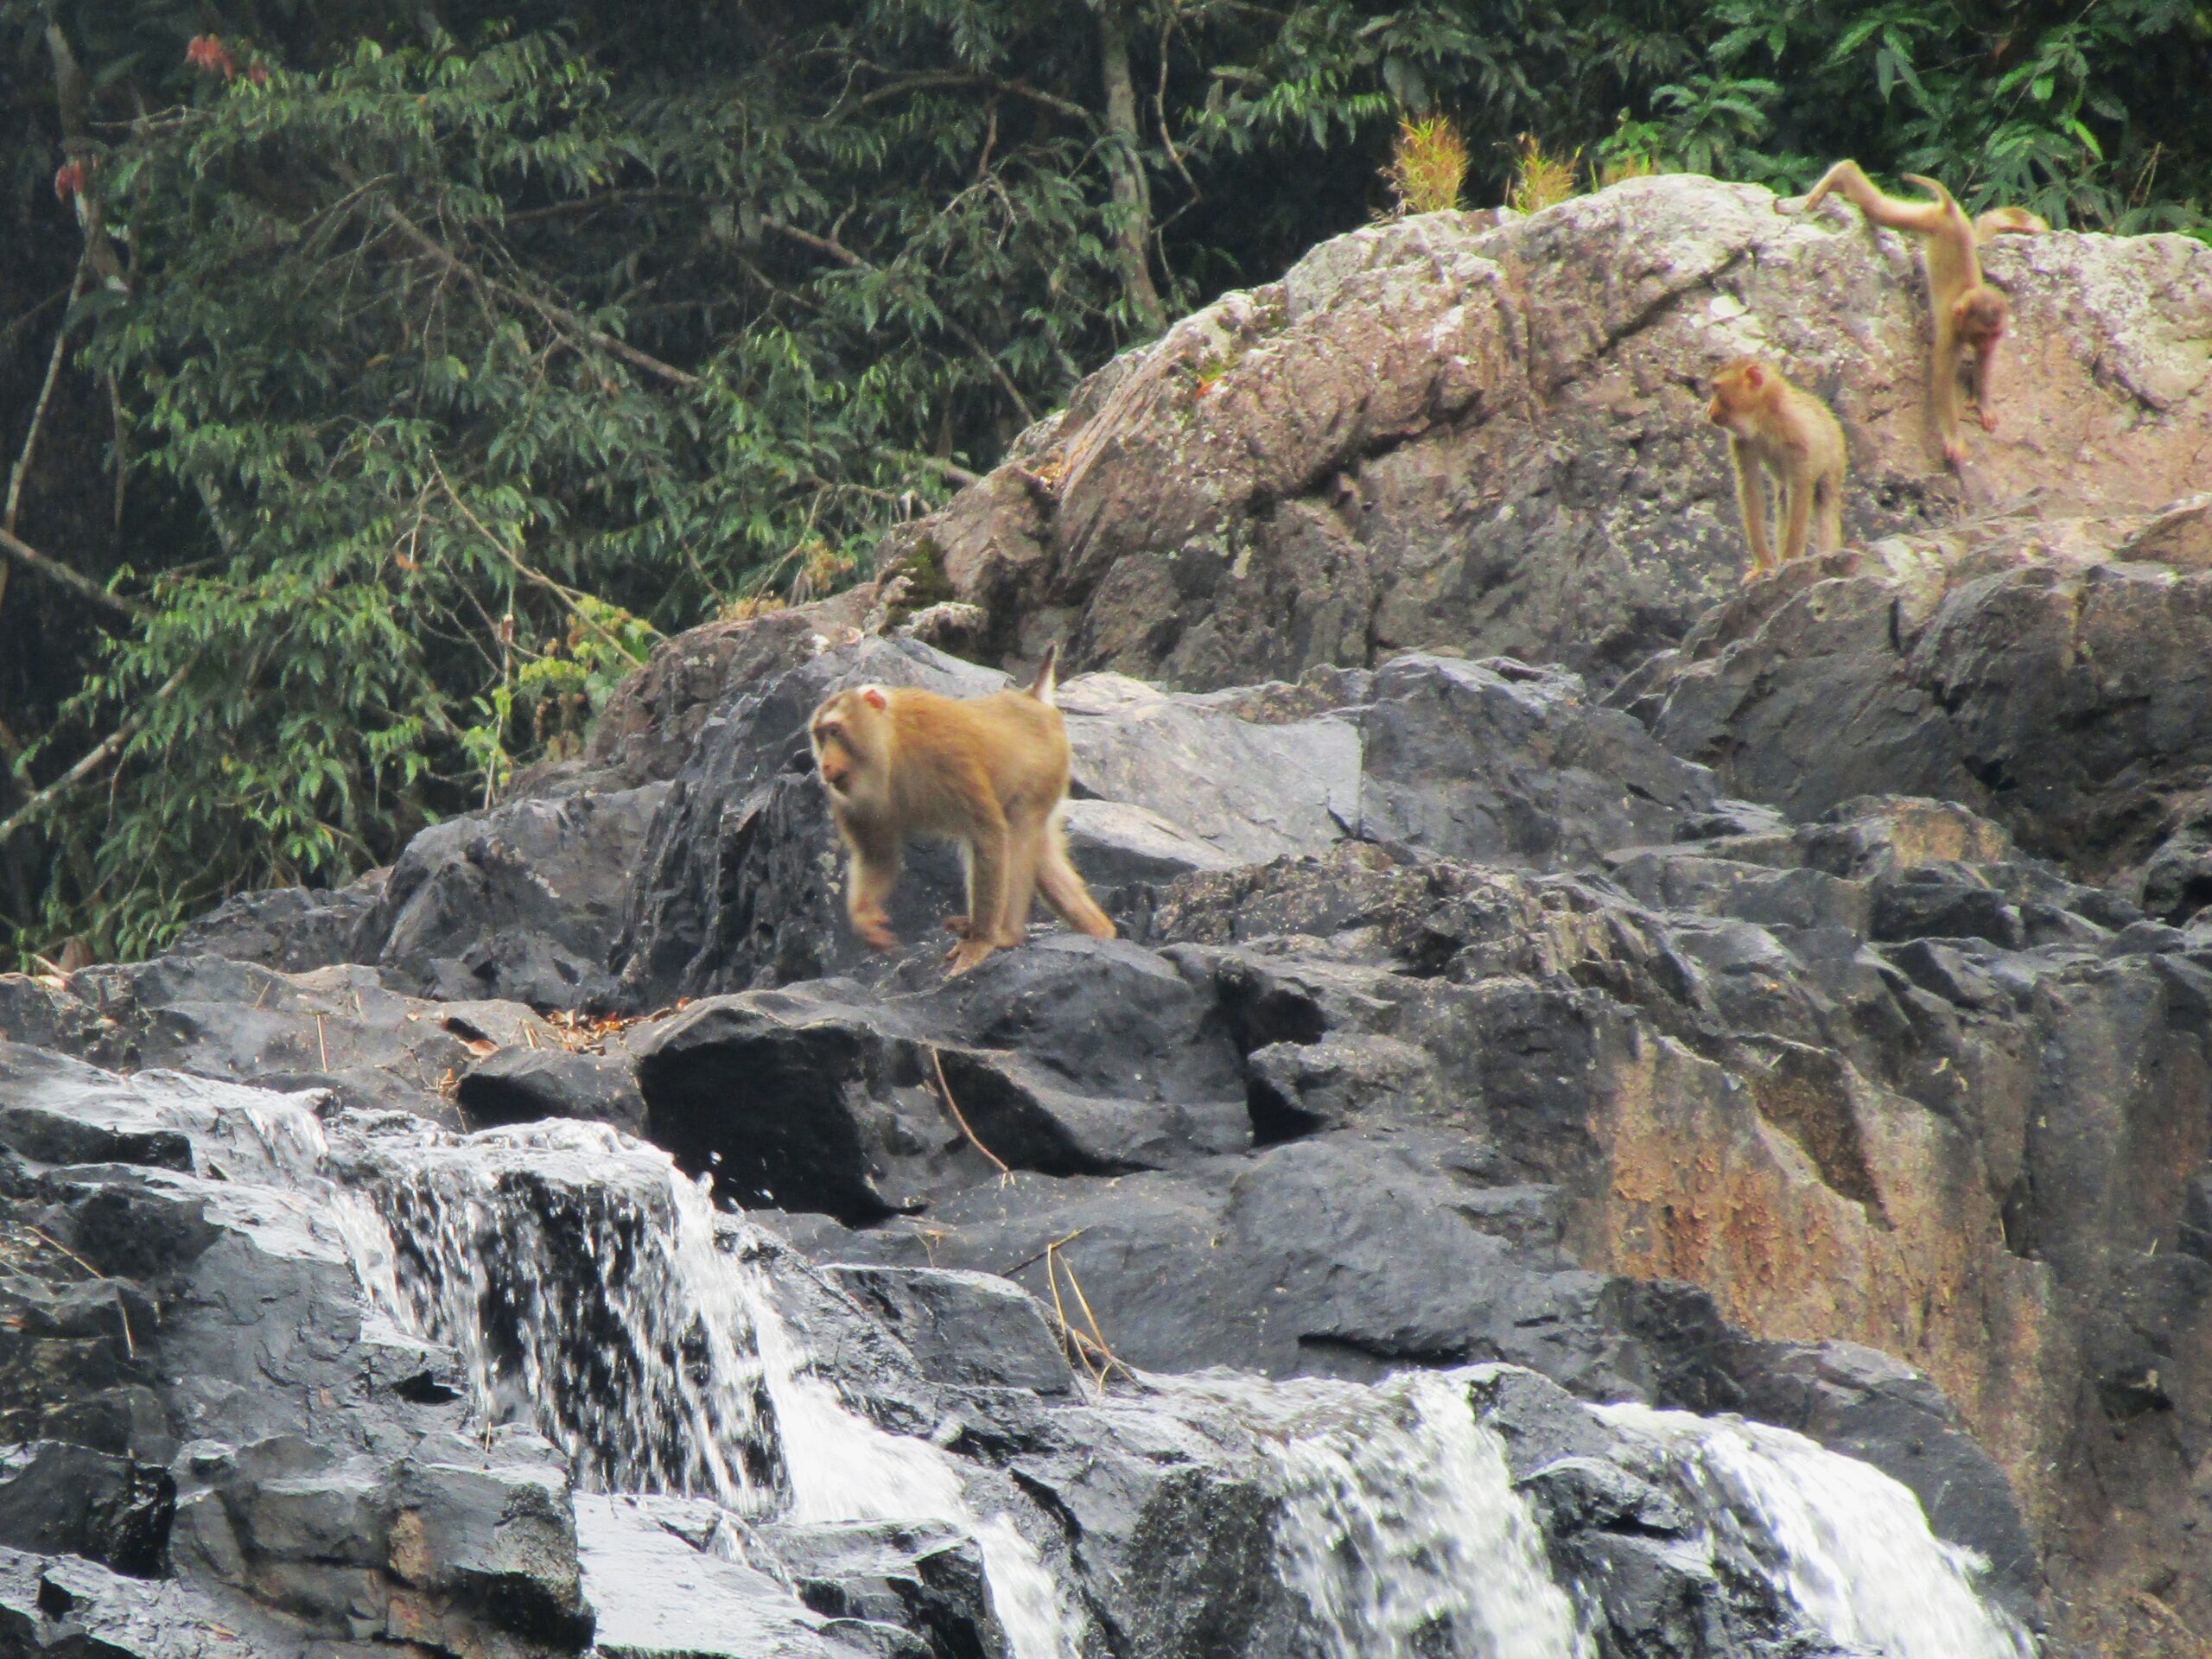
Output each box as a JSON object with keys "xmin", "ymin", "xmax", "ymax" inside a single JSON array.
[
  {"xmin": 808, "ymin": 647, "xmax": 1116, "ymax": 975},
  {"xmin": 1706, "ymin": 356, "xmax": 1848, "ymax": 582},
  {"xmin": 1783, "ymin": 161, "xmax": 2011, "ymax": 466}
]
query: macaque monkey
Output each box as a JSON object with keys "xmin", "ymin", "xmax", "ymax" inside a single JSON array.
[
  {"xmin": 808, "ymin": 648, "xmax": 1116, "ymax": 976},
  {"xmin": 1974, "ymin": 205, "xmax": 2050, "ymax": 245},
  {"xmin": 1706, "ymin": 357, "xmax": 1848, "ymax": 582},
  {"xmin": 1783, "ymin": 161, "xmax": 2009, "ymax": 466}
]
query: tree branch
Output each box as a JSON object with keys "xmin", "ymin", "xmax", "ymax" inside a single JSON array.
[
  {"xmin": 0, "ymin": 659, "xmax": 191, "ymax": 848},
  {"xmin": 376, "ymin": 202, "xmax": 702, "ymax": 391},
  {"xmin": 0, "ymin": 528, "xmax": 143, "ymax": 624},
  {"xmin": 761, "ymin": 219, "xmax": 1036, "ymax": 424}
]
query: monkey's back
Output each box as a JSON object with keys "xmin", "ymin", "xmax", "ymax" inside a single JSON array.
[{"xmin": 883, "ymin": 686, "xmax": 1071, "ymax": 833}]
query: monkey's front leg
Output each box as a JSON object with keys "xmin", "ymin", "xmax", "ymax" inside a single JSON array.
[
  {"xmin": 1732, "ymin": 442, "xmax": 1775, "ymax": 582},
  {"xmin": 842, "ymin": 823, "xmax": 902, "ymax": 950},
  {"xmin": 948, "ymin": 818, "xmax": 1010, "ymax": 976}
]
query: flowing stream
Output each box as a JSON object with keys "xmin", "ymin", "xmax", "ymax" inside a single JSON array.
[{"xmin": 144, "ymin": 1081, "xmax": 2039, "ymax": 1659}]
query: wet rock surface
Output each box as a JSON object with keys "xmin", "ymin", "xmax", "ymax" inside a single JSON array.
[{"xmin": 6, "ymin": 183, "xmax": 2211, "ymax": 1655}]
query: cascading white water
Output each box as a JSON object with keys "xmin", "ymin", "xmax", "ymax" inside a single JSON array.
[
  {"xmin": 132, "ymin": 1077, "xmax": 2038, "ymax": 1659},
  {"xmin": 1160, "ymin": 1369, "xmax": 1593, "ymax": 1659},
  {"xmin": 326, "ymin": 1117, "xmax": 1083, "ymax": 1659},
  {"xmin": 1596, "ymin": 1403, "xmax": 2037, "ymax": 1659}
]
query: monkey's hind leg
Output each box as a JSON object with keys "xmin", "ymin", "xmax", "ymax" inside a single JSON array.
[
  {"xmin": 993, "ymin": 808, "xmax": 1049, "ymax": 948},
  {"xmin": 1815, "ymin": 470, "xmax": 1845, "ymax": 554},
  {"xmin": 1777, "ymin": 467, "xmax": 1816, "ymax": 565},
  {"xmin": 1037, "ymin": 817, "xmax": 1116, "ymax": 940}
]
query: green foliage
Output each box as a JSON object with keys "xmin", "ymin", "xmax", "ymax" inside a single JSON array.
[{"xmin": 0, "ymin": 0, "xmax": 2206, "ymax": 964}]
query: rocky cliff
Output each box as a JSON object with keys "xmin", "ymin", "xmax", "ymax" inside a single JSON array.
[{"xmin": 3, "ymin": 173, "xmax": 2211, "ymax": 1657}]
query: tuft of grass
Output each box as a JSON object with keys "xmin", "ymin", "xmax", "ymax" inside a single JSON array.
[
  {"xmin": 1599, "ymin": 151, "xmax": 1658, "ymax": 187},
  {"xmin": 1384, "ymin": 115, "xmax": 1470, "ymax": 217},
  {"xmin": 1508, "ymin": 133, "xmax": 1581, "ymax": 214}
]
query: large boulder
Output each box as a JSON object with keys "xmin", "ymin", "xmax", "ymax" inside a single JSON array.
[{"xmin": 898, "ymin": 176, "xmax": 2210, "ymax": 693}]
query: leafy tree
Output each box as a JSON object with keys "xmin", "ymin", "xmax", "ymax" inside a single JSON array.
[{"xmin": 0, "ymin": 0, "xmax": 2204, "ymax": 964}]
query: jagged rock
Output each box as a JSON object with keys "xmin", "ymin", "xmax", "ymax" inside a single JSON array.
[
  {"xmin": 632, "ymin": 938, "xmax": 1249, "ymax": 1218},
  {"xmin": 751, "ymin": 1517, "xmax": 1007, "ymax": 1657},
  {"xmin": 1059, "ymin": 671, "xmax": 1358, "ymax": 864},
  {"xmin": 0, "ymin": 1545, "xmax": 283, "ymax": 1656},
  {"xmin": 14, "ymin": 954, "xmax": 566, "ymax": 1126},
  {"xmin": 0, "ymin": 1442, "xmax": 172, "ymax": 1576},
  {"xmin": 357, "ymin": 779, "xmax": 670, "ymax": 1009},
  {"xmin": 1619, "ymin": 536, "xmax": 2212, "ymax": 886},
  {"xmin": 1357, "ymin": 653, "xmax": 1721, "ymax": 868},
  {"xmin": 587, "ymin": 596, "xmax": 886, "ymax": 788},
  {"xmin": 816, "ymin": 1266, "xmax": 1071, "ymax": 1395},
  {"xmin": 169, "ymin": 872, "xmax": 388, "ymax": 975},
  {"xmin": 456, "ymin": 1046, "xmax": 646, "ymax": 1135},
  {"xmin": 579, "ymin": 1497, "xmax": 915, "ymax": 1658}
]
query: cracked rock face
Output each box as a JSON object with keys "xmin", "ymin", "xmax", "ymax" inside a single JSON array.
[{"xmin": 906, "ymin": 175, "xmax": 2211, "ymax": 698}]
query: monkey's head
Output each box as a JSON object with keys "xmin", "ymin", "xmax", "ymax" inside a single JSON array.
[
  {"xmin": 809, "ymin": 684, "xmax": 892, "ymax": 800},
  {"xmin": 1954, "ymin": 287, "xmax": 2010, "ymax": 348},
  {"xmin": 1706, "ymin": 357, "xmax": 1775, "ymax": 435}
]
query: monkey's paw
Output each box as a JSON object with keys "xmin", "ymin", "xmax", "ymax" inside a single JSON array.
[
  {"xmin": 1979, "ymin": 410, "xmax": 1999, "ymax": 433},
  {"xmin": 856, "ymin": 918, "xmax": 899, "ymax": 950},
  {"xmin": 945, "ymin": 939, "xmax": 996, "ymax": 976},
  {"xmin": 1942, "ymin": 439, "xmax": 1968, "ymax": 467}
]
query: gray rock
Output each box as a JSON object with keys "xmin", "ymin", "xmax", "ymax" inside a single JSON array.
[
  {"xmin": 1357, "ymin": 654, "xmax": 1723, "ymax": 868},
  {"xmin": 168, "ymin": 873, "xmax": 387, "ymax": 975},
  {"xmin": 576, "ymin": 1496, "xmax": 894, "ymax": 1658},
  {"xmin": 817, "ymin": 1266, "xmax": 1071, "ymax": 1395},
  {"xmin": 456, "ymin": 1046, "xmax": 646, "ymax": 1134},
  {"xmin": 359, "ymin": 779, "xmax": 670, "ymax": 1009},
  {"xmin": 0, "ymin": 1442, "xmax": 172, "ymax": 1577}
]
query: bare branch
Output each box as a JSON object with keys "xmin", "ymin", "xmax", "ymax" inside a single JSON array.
[
  {"xmin": 376, "ymin": 201, "xmax": 701, "ymax": 391},
  {"xmin": 0, "ymin": 659, "xmax": 191, "ymax": 848},
  {"xmin": 0, "ymin": 527, "xmax": 143, "ymax": 624}
]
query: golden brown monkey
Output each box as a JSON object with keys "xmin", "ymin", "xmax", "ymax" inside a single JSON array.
[
  {"xmin": 1783, "ymin": 162, "xmax": 2008, "ymax": 466},
  {"xmin": 809, "ymin": 648, "xmax": 1116, "ymax": 975},
  {"xmin": 1706, "ymin": 357, "xmax": 1848, "ymax": 581},
  {"xmin": 1974, "ymin": 205, "xmax": 2050, "ymax": 245}
]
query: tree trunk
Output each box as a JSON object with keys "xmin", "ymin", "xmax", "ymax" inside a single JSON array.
[{"xmin": 1096, "ymin": 1, "xmax": 1166, "ymax": 334}]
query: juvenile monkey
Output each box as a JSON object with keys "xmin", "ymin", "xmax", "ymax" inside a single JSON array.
[
  {"xmin": 808, "ymin": 648, "xmax": 1116, "ymax": 976},
  {"xmin": 1974, "ymin": 205, "xmax": 2050, "ymax": 245},
  {"xmin": 1706, "ymin": 357, "xmax": 1848, "ymax": 581},
  {"xmin": 1783, "ymin": 161, "xmax": 2009, "ymax": 465}
]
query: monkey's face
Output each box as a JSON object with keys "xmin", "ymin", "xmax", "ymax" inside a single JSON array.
[
  {"xmin": 1955, "ymin": 289, "xmax": 2009, "ymax": 347},
  {"xmin": 809, "ymin": 686, "xmax": 891, "ymax": 800},
  {"xmin": 1705, "ymin": 359, "xmax": 1768, "ymax": 437}
]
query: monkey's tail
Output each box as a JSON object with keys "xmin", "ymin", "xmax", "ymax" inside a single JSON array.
[
  {"xmin": 1899, "ymin": 173, "xmax": 1955, "ymax": 210},
  {"xmin": 1027, "ymin": 643, "xmax": 1060, "ymax": 708}
]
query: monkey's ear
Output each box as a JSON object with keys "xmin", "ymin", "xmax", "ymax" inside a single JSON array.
[
  {"xmin": 1742, "ymin": 363, "xmax": 1767, "ymax": 389},
  {"xmin": 861, "ymin": 685, "xmax": 890, "ymax": 711}
]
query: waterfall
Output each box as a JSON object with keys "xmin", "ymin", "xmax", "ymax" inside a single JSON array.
[
  {"xmin": 1160, "ymin": 1369, "xmax": 1593, "ymax": 1659},
  {"xmin": 1596, "ymin": 1403, "xmax": 2037, "ymax": 1659},
  {"xmin": 132, "ymin": 1077, "xmax": 2037, "ymax": 1659},
  {"xmin": 321, "ymin": 1116, "xmax": 1083, "ymax": 1659}
]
